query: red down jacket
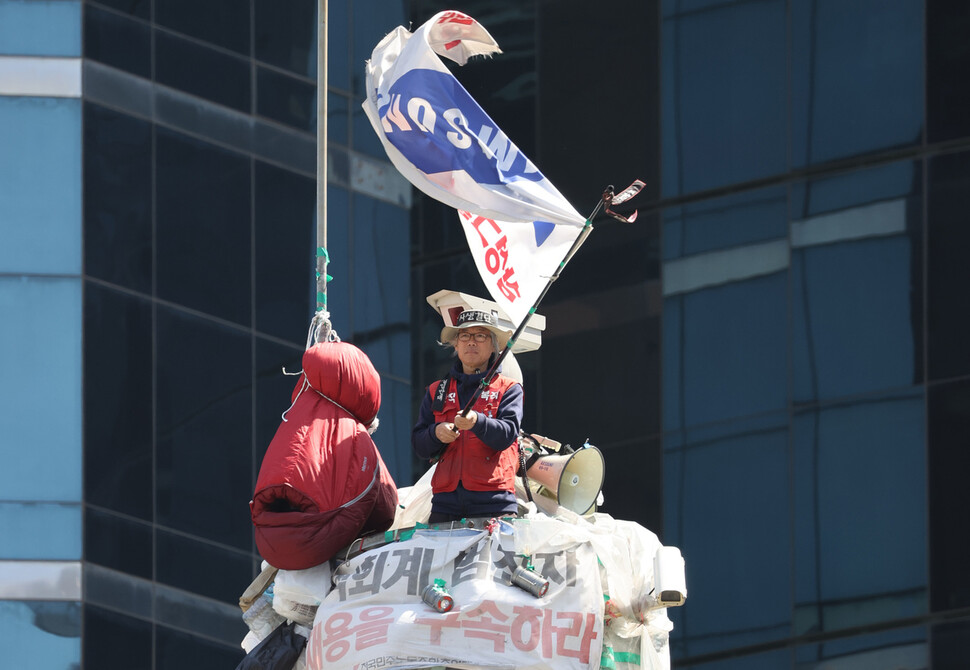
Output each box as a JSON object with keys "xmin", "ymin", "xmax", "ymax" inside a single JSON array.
[{"xmin": 251, "ymin": 341, "xmax": 398, "ymax": 570}]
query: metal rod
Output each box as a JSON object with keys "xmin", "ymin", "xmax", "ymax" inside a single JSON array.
[
  {"xmin": 315, "ymin": 0, "xmax": 329, "ymax": 314},
  {"xmin": 458, "ymin": 190, "xmax": 611, "ymax": 416}
]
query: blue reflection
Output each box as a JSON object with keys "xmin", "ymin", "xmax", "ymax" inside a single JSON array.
[
  {"xmin": 792, "ymin": 161, "xmax": 917, "ymax": 220},
  {"xmin": 0, "ymin": 0, "xmax": 81, "ymax": 56},
  {"xmin": 662, "ymin": 0, "xmax": 786, "ymax": 195},
  {"xmin": 351, "ymin": 195, "xmax": 410, "ymax": 379},
  {"xmin": 795, "ymin": 624, "xmax": 926, "ymax": 667},
  {"xmin": 663, "ymin": 186, "xmax": 787, "ymax": 261},
  {"xmin": 663, "ymin": 423, "xmax": 790, "ymax": 656},
  {"xmin": 0, "ymin": 503, "xmax": 81, "ymax": 559},
  {"xmin": 791, "ymin": 0, "xmax": 923, "ymax": 166},
  {"xmin": 373, "ymin": 378, "xmax": 412, "ymax": 485},
  {"xmin": 0, "ymin": 277, "xmax": 82, "ymax": 501},
  {"xmin": 0, "ymin": 97, "xmax": 82, "ymax": 274},
  {"xmin": 793, "ymin": 392, "xmax": 926, "ymax": 632},
  {"xmin": 665, "ymin": 272, "xmax": 787, "ymax": 429},
  {"xmin": 792, "ymin": 235, "xmax": 918, "ymax": 402},
  {"xmin": 0, "ymin": 601, "xmax": 80, "ymax": 668}
]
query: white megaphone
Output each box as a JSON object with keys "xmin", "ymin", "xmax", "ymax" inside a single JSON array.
[{"xmin": 525, "ymin": 444, "xmax": 605, "ymax": 515}]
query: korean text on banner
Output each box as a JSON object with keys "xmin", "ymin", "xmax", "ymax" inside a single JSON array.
[
  {"xmin": 459, "ymin": 210, "xmax": 583, "ymax": 326},
  {"xmin": 362, "ymin": 11, "xmax": 585, "ymax": 228},
  {"xmin": 305, "ymin": 524, "xmax": 604, "ymax": 670}
]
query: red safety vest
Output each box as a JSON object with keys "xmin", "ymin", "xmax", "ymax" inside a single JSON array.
[{"xmin": 429, "ymin": 375, "xmax": 520, "ymax": 494}]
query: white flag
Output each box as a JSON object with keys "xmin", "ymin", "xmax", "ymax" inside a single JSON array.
[
  {"xmin": 459, "ymin": 210, "xmax": 582, "ymax": 326},
  {"xmin": 362, "ymin": 11, "xmax": 585, "ymax": 228}
]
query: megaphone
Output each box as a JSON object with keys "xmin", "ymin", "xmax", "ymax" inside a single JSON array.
[{"xmin": 526, "ymin": 445, "xmax": 605, "ymax": 515}]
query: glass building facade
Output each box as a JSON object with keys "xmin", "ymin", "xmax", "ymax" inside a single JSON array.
[
  {"xmin": 3, "ymin": 0, "xmax": 970, "ymax": 669},
  {"xmin": 1, "ymin": 0, "xmax": 411, "ymax": 666}
]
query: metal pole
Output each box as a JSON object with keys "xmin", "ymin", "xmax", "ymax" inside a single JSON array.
[{"xmin": 315, "ymin": 0, "xmax": 329, "ymax": 318}]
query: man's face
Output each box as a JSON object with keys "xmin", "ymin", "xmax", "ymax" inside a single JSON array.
[{"xmin": 456, "ymin": 326, "xmax": 494, "ymax": 372}]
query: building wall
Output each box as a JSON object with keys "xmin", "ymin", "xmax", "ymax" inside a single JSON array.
[
  {"xmin": 659, "ymin": 0, "xmax": 970, "ymax": 667},
  {"xmin": 1, "ymin": 0, "xmax": 411, "ymax": 667}
]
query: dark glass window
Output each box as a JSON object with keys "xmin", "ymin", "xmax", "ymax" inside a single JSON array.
[
  {"xmin": 255, "ymin": 338, "xmax": 305, "ymax": 463},
  {"xmin": 254, "ymin": 161, "xmax": 315, "ymax": 342},
  {"xmin": 84, "ymin": 4, "xmax": 151, "ymax": 78},
  {"xmin": 663, "ymin": 186, "xmax": 787, "ymax": 261},
  {"xmin": 663, "ymin": 418, "xmax": 790, "ymax": 657},
  {"xmin": 84, "ymin": 508, "xmax": 152, "ymax": 579},
  {"xmin": 254, "ymin": 0, "xmax": 318, "ymax": 78},
  {"xmin": 374, "ymin": 378, "xmax": 412, "ymax": 485},
  {"xmin": 663, "ymin": 272, "xmax": 787, "ymax": 430},
  {"xmin": 156, "ymin": 623, "xmax": 245, "ymax": 669},
  {"xmin": 661, "ymin": 0, "xmax": 786, "ymax": 196},
  {"xmin": 256, "ymin": 66, "xmax": 316, "ymax": 133},
  {"xmin": 928, "ymin": 379, "xmax": 970, "ymax": 612},
  {"xmin": 351, "ymin": 196, "xmax": 410, "ymax": 378},
  {"xmin": 933, "ymin": 619, "xmax": 970, "ymax": 668},
  {"xmin": 791, "ymin": 0, "xmax": 923, "ymax": 166},
  {"xmin": 155, "ymin": 306, "xmax": 252, "ymax": 549},
  {"xmin": 927, "ymin": 150, "xmax": 970, "ymax": 380},
  {"xmin": 792, "ymin": 234, "xmax": 921, "ymax": 403},
  {"xmin": 598, "ymin": 438, "xmax": 662, "ymax": 535},
  {"xmin": 155, "ymin": 127, "xmax": 251, "ymax": 326},
  {"xmin": 91, "ymin": 0, "xmax": 150, "ymax": 20},
  {"xmin": 795, "ymin": 625, "xmax": 926, "ymax": 668},
  {"xmin": 541, "ymin": 318, "xmax": 659, "ymax": 445},
  {"xmin": 326, "ymin": 0, "xmax": 349, "ymax": 91},
  {"xmin": 927, "ymin": 1, "xmax": 970, "ymax": 143},
  {"xmin": 793, "ymin": 392, "xmax": 926, "ymax": 634},
  {"xmin": 328, "ymin": 92, "xmax": 350, "ymax": 146},
  {"xmin": 156, "ymin": 528, "xmax": 252, "ymax": 605},
  {"xmin": 84, "ymin": 605, "xmax": 152, "ymax": 670},
  {"xmin": 84, "ymin": 283, "xmax": 153, "ymax": 520},
  {"xmin": 154, "ymin": 0, "xmax": 249, "ymax": 55},
  {"xmin": 84, "ymin": 103, "xmax": 152, "ymax": 294},
  {"xmin": 155, "ymin": 30, "xmax": 250, "ymax": 114}
]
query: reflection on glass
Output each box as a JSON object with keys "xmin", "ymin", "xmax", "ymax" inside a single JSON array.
[
  {"xmin": 0, "ymin": 601, "xmax": 80, "ymax": 669},
  {"xmin": 793, "ymin": 392, "xmax": 926, "ymax": 635},
  {"xmin": 791, "ymin": 0, "xmax": 923, "ymax": 166},
  {"xmin": 155, "ymin": 30, "xmax": 250, "ymax": 113},
  {"xmin": 254, "ymin": 161, "xmax": 315, "ymax": 342},
  {"xmin": 661, "ymin": 0, "xmax": 786, "ymax": 195},
  {"xmin": 795, "ymin": 625, "xmax": 926, "ymax": 669},
  {"xmin": 792, "ymin": 234, "xmax": 919, "ymax": 403},
  {"xmin": 663, "ymin": 186, "xmax": 787, "ymax": 261},
  {"xmin": 84, "ymin": 604, "xmax": 152, "ymax": 670},
  {"xmin": 663, "ymin": 421, "xmax": 790, "ymax": 657},
  {"xmin": 83, "ymin": 102, "xmax": 153, "ymax": 294},
  {"xmin": 155, "ymin": 307, "xmax": 252, "ymax": 549},
  {"xmin": 663, "ymin": 273, "xmax": 787, "ymax": 430},
  {"xmin": 155, "ymin": 128, "xmax": 251, "ymax": 326},
  {"xmin": 84, "ymin": 5, "xmax": 150, "ymax": 78},
  {"xmin": 254, "ymin": 0, "xmax": 318, "ymax": 77},
  {"xmin": 84, "ymin": 283, "xmax": 153, "ymax": 520}
]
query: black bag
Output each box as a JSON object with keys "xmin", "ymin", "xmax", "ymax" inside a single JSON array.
[{"xmin": 235, "ymin": 621, "xmax": 307, "ymax": 670}]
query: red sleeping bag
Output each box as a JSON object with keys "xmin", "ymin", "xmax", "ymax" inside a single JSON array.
[{"xmin": 251, "ymin": 341, "xmax": 398, "ymax": 570}]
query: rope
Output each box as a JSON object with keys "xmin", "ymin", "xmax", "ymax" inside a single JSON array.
[{"xmin": 306, "ymin": 310, "xmax": 340, "ymax": 350}]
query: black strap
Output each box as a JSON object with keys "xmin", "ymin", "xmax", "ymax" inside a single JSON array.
[{"xmin": 431, "ymin": 374, "xmax": 452, "ymax": 413}]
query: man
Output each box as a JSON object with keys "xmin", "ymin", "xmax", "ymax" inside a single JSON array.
[{"xmin": 412, "ymin": 309, "xmax": 523, "ymax": 522}]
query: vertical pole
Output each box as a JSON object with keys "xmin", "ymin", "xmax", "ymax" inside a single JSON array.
[{"xmin": 315, "ymin": 0, "xmax": 329, "ymax": 317}]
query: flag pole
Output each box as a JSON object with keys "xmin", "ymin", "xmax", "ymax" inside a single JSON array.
[
  {"xmin": 311, "ymin": 0, "xmax": 331, "ymax": 345},
  {"xmin": 457, "ymin": 186, "xmax": 613, "ymax": 417}
]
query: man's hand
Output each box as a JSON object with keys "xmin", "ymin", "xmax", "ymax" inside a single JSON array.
[
  {"xmin": 454, "ymin": 410, "xmax": 478, "ymax": 431},
  {"xmin": 435, "ymin": 422, "xmax": 460, "ymax": 443}
]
